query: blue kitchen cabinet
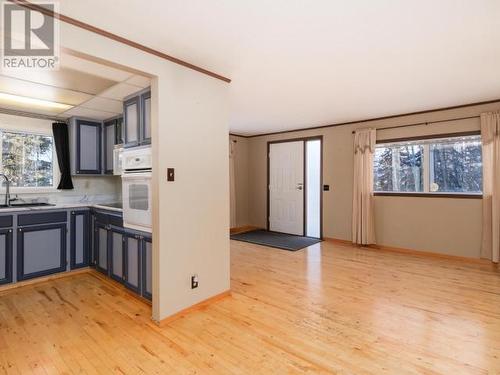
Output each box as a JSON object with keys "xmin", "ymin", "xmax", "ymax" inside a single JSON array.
[
  {"xmin": 69, "ymin": 118, "xmax": 103, "ymax": 175},
  {"xmin": 0, "ymin": 228, "xmax": 13, "ymax": 285},
  {"xmin": 17, "ymin": 223, "xmax": 67, "ymax": 281},
  {"xmin": 103, "ymin": 116, "xmax": 123, "ymax": 175},
  {"xmin": 140, "ymin": 90, "xmax": 151, "ymax": 145},
  {"xmin": 124, "ymin": 95, "xmax": 140, "ymax": 147},
  {"xmin": 124, "ymin": 88, "xmax": 151, "ymax": 147},
  {"xmin": 70, "ymin": 210, "xmax": 90, "ymax": 270},
  {"xmin": 110, "ymin": 226, "xmax": 125, "ymax": 283},
  {"xmin": 94, "ymin": 221, "xmax": 110, "ymax": 275},
  {"xmin": 90, "ymin": 208, "xmax": 151, "ymax": 300},
  {"xmin": 141, "ymin": 236, "xmax": 152, "ymax": 300},
  {"xmin": 103, "ymin": 119, "xmax": 116, "ymax": 174},
  {"xmin": 124, "ymin": 233, "xmax": 141, "ymax": 293}
]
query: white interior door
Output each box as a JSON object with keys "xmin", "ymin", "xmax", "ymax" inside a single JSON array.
[{"xmin": 269, "ymin": 141, "xmax": 304, "ymax": 235}]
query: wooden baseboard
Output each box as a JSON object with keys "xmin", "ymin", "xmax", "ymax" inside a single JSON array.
[
  {"xmin": 324, "ymin": 237, "xmax": 490, "ymax": 264},
  {"xmin": 324, "ymin": 237, "xmax": 353, "ymax": 246},
  {"xmin": 0, "ymin": 268, "xmax": 92, "ymax": 294},
  {"xmin": 157, "ymin": 290, "xmax": 231, "ymax": 327},
  {"xmin": 230, "ymin": 225, "xmax": 260, "ymax": 234}
]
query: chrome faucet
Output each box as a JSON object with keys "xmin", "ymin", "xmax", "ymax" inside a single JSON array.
[{"xmin": 0, "ymin": 174, "xmax": 10, "ymax": 207}]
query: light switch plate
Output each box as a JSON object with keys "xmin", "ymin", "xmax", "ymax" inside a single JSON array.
[{"xmin": 167, "ymin": 168, "xmax": 175, "ymax": 181}]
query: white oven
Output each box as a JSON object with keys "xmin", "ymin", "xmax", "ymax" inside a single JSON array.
[{"xmin": 121, "ymin": 146, "xmax": 152, "ymax": 232}]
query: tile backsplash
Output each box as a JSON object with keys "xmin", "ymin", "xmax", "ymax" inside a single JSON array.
[{"xmin": 8, "ymin": 176, "xmax": 122, "ymax": 204}]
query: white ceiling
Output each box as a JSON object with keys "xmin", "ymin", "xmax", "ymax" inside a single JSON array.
[
  {"xmin": 58, "ymin": 0, "xmax": 500, "ymax": 135},
  {"xmin": 0, "ymin": 51, "xmax": 151, "ymax": 120}
]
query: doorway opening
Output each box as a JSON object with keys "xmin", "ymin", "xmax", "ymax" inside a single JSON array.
[{"xmin": 267, "ymin": 136, "xmax": 323, "ymax": 239}]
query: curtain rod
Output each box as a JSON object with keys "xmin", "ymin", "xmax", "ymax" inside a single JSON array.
[
  {"xmin": 351, "ymin": 115, "xmax": 479, "ymax": 134},
  {"xmin": 0, "ymin": 107, "xmax": 69, "ymax": 123}
]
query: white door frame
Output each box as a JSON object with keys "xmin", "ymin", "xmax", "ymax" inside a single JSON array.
[{"xmin": 267, "ymin": 136, "xmax": 323, "ymax": 238}]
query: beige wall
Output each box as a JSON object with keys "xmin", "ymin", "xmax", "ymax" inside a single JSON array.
[
  {"xmin": 238, "ymin": 101, "xmax": 500, "ymax": 259},
  {"xmin": 154, "ymin": 72, "xmax": 230, "ymax": 319},
  {"xmin": 230, "ymin": 135, "xmax": 249, "ymax": 227},
  {"xmin": 61, "ymin": 20, "xmax": 230, "ymax": 321}
]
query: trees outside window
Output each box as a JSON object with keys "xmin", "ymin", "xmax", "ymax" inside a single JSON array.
[
  {"xmin": 374, "ymin": 135, "xmax": 482, "ymax": 195},
  {"xmin": 0, "ymin": 131, "xmax": 54, "ymax": 188}
]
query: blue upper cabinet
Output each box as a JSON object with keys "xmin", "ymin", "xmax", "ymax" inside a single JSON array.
[
  {"xmin": 124, "ymin": 96, "xmax": 140, "ymax": 147},
  {"xmin": 103, "ymin": 116, "xmax": 123, "ymax": 175},
  {"xmin": 124, "ymin": 88, "xmax": 151, "ymax": 148},
  {"xmin": 69, "ymin": 118, "xmax": 103, "ymax": 175},
  {"xmin": 140, "ymin": 91, "xmax": 151, "ymax": 145}
]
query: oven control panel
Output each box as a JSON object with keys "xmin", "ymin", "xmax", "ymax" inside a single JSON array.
[{"xmin": 122, "ymin": 146, "xmax": 152, "ymax": 171}]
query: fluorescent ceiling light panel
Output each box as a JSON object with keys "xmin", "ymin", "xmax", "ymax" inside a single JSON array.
[{"xmin": 0, "ymin": 92, "xmax": 73, "ymax": 111}]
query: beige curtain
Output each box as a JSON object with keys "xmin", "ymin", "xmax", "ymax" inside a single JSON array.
[
  {"xmin": 352, "ymin": 128, "xmax": 376, "ymax": 245},
  {"xmin": 480, "ymin": 112, "xmax": 500, "ymax": 262},
  {"xmin": 229, "ymin": 139, "xmax": 237, "ymax": 229}
]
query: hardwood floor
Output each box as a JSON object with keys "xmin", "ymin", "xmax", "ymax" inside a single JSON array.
[{"xmin": 0, "ymin": 240, "xmax": 499, "ymax": 374}]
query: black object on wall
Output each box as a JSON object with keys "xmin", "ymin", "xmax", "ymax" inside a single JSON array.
[{"xmin": 52, "ymin": 122, "xmax": 74, "ymax": 189}]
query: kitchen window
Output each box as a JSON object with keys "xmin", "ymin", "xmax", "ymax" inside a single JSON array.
[
  {"xmin": 0, "ymin": 130, "xmax": 57, "ymax": 191},
  {"xmin": 373, "ymin": 133, "xmax": 482, "ymax": 196}
]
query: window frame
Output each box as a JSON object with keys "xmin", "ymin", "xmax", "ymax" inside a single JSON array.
[
  {"xmin": 0, "ymin": 128, "xmax": 60, "ymax": 194},
  {"xmin": 373, "ymin": 131, "xmax": 483, "ymax": 199}
]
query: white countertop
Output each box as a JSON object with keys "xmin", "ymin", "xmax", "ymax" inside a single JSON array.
[{"xmin": 0, "ymin": 202, "xmax": 123, "ymax": 213}]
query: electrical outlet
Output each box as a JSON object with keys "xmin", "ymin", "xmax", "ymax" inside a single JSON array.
[{"xmin": 191, "ymin": 274, "xmax": 199, "ymax": 289}]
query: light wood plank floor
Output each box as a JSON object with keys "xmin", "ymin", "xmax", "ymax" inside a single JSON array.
[{"xmin": 0, "ymin": 240, "xmax": 499, "ymax": 374}]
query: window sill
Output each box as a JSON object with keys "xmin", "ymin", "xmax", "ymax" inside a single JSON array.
[{"xmin": 374, "ymin": 192, "xmax": 482, "ymax": 199}]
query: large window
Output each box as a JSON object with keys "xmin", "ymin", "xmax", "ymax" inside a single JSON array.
[
  {"xmin": 0, "ymin": 130, "xmax": 56, "ymax": 190},
  {"xmin": 374, "ymin": 134, "xmax": 482, "ymax": 195}
]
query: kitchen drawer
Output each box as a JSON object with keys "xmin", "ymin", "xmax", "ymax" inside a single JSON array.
[
  {"xmin": 0, "ymin": 215, "xmax": 13, "ymax": 228},
  {"xmin": 93, "ymin": 211, "xmax": 123, "ymax": 227},
  {"xmin": 18, "ymin": 211, "xmax": 67, "ymax": 226}
]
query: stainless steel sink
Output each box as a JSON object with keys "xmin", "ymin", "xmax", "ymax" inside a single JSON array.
[{"xmin": 0, "ymin": 202, "xmax": 55, "ymax": 208}]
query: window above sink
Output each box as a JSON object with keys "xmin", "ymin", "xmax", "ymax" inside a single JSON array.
[{"xmin": 0, "ymin": 129, "xmax": 60, "ymax": 194}]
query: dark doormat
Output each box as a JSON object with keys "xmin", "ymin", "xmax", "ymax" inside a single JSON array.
[{"xmin": 230, "ymin": 229, "xmax": 321, "ymax": 251}]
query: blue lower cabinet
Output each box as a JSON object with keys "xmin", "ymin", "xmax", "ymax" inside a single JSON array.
[
  {"xmin": 0, "ymin": 228, "xmax": 13, "ymax": 285},
  {"xmin": 17, "ymin": 223, "xmax": 67, "ymax": 281},
  {"xmin": 94, "ymin": 222, "xmax": 110, "ymax": 275},
  {"xmin": 124, "ymin": 233, "xmax": 141, "ymax": 293},
  {"xmin": 110, "ymin": 227, "xmax": 125, "ymax": 283},
  {"xmin": 70, "ymin": 210, "xmax": 90, "ymax": 269},
  {"xmin": 141, "ymin": 237, "xmax": 152, "ymax": 300},
  {"xmin": 90, "ymin": 209, "xmax": 152, "ymax": 300}
]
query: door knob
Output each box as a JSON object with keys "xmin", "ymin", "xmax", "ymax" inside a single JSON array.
[{"xmin": 297, "ymin": 182, "xmax": 303, "ymax": 191}]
